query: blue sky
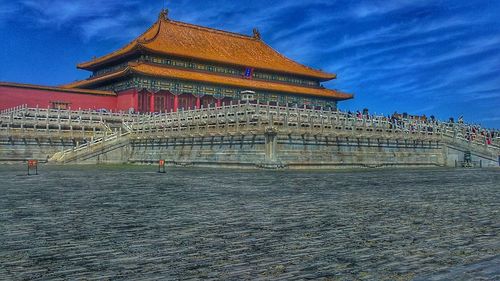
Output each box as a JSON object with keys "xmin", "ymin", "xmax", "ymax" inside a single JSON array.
[{"xmin": 0, "ymin": 0, "xmax": 499, "ymax": 128}]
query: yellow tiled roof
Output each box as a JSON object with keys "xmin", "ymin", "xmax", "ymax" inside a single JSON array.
[
  {"xmin": 77, "ymin": 11, "xmax": 336, "ymax": 81},
  {"xmin": 64, "ymin": 62, "xmax": 352, "ymax": 100}
]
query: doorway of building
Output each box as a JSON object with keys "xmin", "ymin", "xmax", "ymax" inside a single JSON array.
[{"xmin": 154, "ymin": 95, "xmax": 166, "ymax": 112}]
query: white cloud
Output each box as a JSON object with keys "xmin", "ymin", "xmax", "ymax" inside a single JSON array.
[
  {"xmin": 351, "ymin": 0, "xmax": 433, "ymax": 18},
  {"xmin": 0, "ymin": 0, "xmax": 155, "ymax": 40}
]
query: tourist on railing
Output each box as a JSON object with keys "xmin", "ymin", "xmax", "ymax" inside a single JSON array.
[{"xmin": 362, "ymin": 108, "xmax": 369, "ymax": 118}]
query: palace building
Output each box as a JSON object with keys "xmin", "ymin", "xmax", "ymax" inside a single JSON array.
[{"xmin": 0, "ymin": 9, "xmax": 352, "ymax": 112}]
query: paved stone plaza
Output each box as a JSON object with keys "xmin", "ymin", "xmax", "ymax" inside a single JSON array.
[{"xmin": 0, "ymin": 166, "xmax": 499, "ymax": 280}]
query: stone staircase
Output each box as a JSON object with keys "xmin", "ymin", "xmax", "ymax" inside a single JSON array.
[
  {"xmin": 441, "ymin": 131, "xmax": 500, "ymax": 163},
  {"xmin": 49, "ymin": 131, "xmax": 131, "ymax": 163}
]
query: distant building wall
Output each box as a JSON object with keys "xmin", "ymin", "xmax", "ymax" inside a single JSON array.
[{"xmin": 0, "ymin": 85, "xmax": 117, "ymax": 111}]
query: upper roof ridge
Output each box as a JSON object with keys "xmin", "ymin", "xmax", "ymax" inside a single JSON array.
[
  {"xmin": 167, "ymin": 19, "xmax": 256, "ymax": 41},
  {"xmin": 156, "ymin": 7, "xmax": 255, "ymax": 41}
]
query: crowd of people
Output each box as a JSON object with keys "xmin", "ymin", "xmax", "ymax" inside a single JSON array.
[
  {"xmin": 445, "ymin": 115, "xmax": 499, "ymax": 146},
  {"xmin": 453, "ymin": 122, "xmax": 499, "ymax": 146},
  {"xmin": 343, "ymin": 109, "xmax": 499, "ymax": 147}
]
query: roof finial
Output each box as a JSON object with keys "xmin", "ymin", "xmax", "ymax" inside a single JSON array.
[
  {"xmin": 159, "ymin": 8, "xmax": 169, "ymax": 21},
  {"xmin": 253, "ymin": 28, "xmax": 261, "ymax": 40}
]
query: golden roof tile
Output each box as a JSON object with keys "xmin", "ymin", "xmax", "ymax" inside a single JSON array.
[{"xmin": 77, "ymin": 11, "xmax": 336, "ymax": 81}]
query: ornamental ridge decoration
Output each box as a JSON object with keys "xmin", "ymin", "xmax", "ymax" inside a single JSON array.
[
  {"xmin": 159, "ymin": 8, "xmax": 169, "ymax": 21},
  {"xmin": 253, "ymin": 28, "xmax": 261, "ymax": 40}
]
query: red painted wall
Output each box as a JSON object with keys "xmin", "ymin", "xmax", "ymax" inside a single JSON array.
[
  {"xmin": 116, "ymin": 88, "xmax": 138, "ymax": 112},
  {"xmin": 0, "ymin": 85, "xmax": 117, "ymax": 111}
]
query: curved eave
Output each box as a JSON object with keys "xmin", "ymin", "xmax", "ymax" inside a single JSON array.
[
  {"xmin": 62, "ymin": 68, "xmax": 131, "ymax": 89},
  {"xmin": 66, "ymin": 63, "xmax": 350, "ymax": 100},
  {"xmin": 77, "ymin": 17, "xmax": 163, "ymax": 70},
  {"xmin": 257, "ymin": 40, "xmax": 336, "ymax": 81},
  {"xmin": 77, "ymin": 45, "xmax": 138, "ymax": 71}
]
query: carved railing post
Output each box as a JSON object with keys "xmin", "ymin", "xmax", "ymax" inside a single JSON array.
[{"xmin": 264, "ymin": 126, "xmax": 278, "ymax": 163}]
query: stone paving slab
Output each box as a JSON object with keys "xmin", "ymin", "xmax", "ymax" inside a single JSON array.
[
  {"xmin": 414, "ymin": 255, "xmax": 500, "ymax": 281},
  {"xmin": 0, "ymin": 166, "xmax": 499, "ymax": 280}
]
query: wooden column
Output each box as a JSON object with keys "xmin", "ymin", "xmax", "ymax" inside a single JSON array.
[
  {"xmin": 173, "ymin": 94, "xmax": 179, "ymax": 112},
  {"xmin": 132, "ymin": 88, "xmax": 138, "ymax": 112},
  {"xmin": 196, "ymin": 96, "xmax": 201, "ymax": 109},
  {"xmin": 163, "ymin": 93, "xmax": 168, "ymax": 112},
  {"xmin": 149, "ymin": 92, "xmax": 155, "ymax": 113}
]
